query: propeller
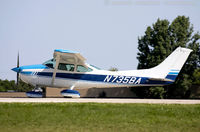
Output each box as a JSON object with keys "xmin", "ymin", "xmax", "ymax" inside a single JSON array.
[
  {"xmin": 16, "ymin": 52, "xmax": 19, "ymax": 86},
  {"xmin": 11, "ymin": 52, "xmax": 21, "ymax": 86}
]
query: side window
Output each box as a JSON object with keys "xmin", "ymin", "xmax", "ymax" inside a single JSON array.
[
  {"xmin": 77, "ymin": 65, "xmax": 92, "ymax": 72},
  {"xmin": 58, "ymin": 63, "xmax": 75, "ymax": 71}
]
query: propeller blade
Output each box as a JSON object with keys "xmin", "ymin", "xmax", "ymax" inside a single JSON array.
[
  {"xmin": 17, "ymin": 52, "xmax": 19, "ymax": 68},
  {"xmin": 17, "ymin": 72, "xmax": 19, "ymax": 86},
  {"xmin": 17, "ymin": 52, "xmax": 19, "ymax": 86}
]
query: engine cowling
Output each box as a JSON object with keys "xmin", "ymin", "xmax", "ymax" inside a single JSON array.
[
  {"xmin": 61, "ymin": 89, "xmax": 80, "ymax": 98},
  {"xmin": 26, "ymin": 91, "xmax": 43, "ymax": 98}
]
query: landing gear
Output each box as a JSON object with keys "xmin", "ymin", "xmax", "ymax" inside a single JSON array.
[
  {"xmin": 61, "ymin": 89, "xmax": 80, "ymax": 98},
  {"xmin": 26, "ymin": 86, "xmax": 46, "ymax": 98},
  {"xmin": 60, "ymin": 85, "xmax": 80, "ymax": 98},
  {"xmin": 42, "ymin": 87, "xmax": 46, "ymax": 98}
]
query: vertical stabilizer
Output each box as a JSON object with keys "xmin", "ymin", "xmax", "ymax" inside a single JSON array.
[{"xmin": 148, "ymin": 47, "xmax": 192, "ymax": 81}]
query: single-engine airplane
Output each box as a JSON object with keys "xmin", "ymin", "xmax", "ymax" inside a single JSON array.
[{"xmin": 12, "ymin": 47, "xmax": 192, "ymax": 98}]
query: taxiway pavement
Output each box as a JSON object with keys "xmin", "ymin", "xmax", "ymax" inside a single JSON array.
[{"xmin": 0, "ymin": 98, "xmax": 200, "ymax": 104}]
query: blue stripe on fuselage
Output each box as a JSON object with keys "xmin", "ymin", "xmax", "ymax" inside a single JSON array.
[
  {"xmin": 170, "ymin": 69, "xmax": 179, "ymax": 71},
  {"xmin": 20, "ymin": 64, "xmax": 49, "ymax": 70},
  {"xmin": 21, "ymin": 71, "xmax": 173, "ymax": 85},
  {"xmin": 21, "ymin": 71, "xmax": 33, "ymax": 75},
  {"xmin": 165, "ymin": 75, "xmax": 178, "ymax": 80},
  {"xmin": 168, "ymin": 72, "xmax": 179, "ymax": 75}
]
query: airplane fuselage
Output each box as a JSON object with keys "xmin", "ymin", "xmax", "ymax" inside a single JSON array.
[{"xmin": 18, "ymin": 64, "xmax": 175, "ymax": 89}]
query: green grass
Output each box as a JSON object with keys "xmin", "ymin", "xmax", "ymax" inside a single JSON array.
[{"xmin": 0, "ymin": 103, "xmax": 200, "ymax": 132}]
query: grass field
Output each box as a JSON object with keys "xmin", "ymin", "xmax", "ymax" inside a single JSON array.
[{"xmin": 0, "ymin": 103, "xmax": 200, "ymax": 132}]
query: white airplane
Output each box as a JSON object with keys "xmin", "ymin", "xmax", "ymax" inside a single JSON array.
[{"xmin": 12, "ymin": 47, "xmax": 192, "ymax": 98}]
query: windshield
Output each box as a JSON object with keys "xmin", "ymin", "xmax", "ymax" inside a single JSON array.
[{"xmin": 43, "ymin": 59, "xmax": 56, "ymax": 69}]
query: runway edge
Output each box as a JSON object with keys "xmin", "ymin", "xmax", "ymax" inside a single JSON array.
[{"xmin": 0, "ymin": 98, "xmax": 200, "ymax": 104}]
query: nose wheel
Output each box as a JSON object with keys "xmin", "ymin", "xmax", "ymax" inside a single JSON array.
[{"xmin": 26, "ymin": 86, "xmax": 46, "ymax": 98}]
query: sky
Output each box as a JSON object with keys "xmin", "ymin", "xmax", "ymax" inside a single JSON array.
[{"xmin": 0, "ymin": 0, "xmax": 200, "ymax": 80}]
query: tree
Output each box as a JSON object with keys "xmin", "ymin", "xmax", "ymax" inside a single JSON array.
[
  {"xmin": 136, "ymin": 16, "xmax": 200, "ymax": 98},
  {"xmin": 108, "ymin": 67, "xmax": 118, "ymax": 71},
  {"xmin": 0, "ymin": 79, "xmax": 33, "ymax": 92},
  {"xmin": 193, "ymin": 69, "xmax": 200, "ymax": 85}
]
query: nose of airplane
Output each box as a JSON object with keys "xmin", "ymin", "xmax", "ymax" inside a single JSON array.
[{"xmin": 11, "ymin": 67, "xmax": 21, "ymax": 73}]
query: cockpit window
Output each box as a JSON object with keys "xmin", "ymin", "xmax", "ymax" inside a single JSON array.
[
  {"xmin": 77, "ymin": 65, "xmax": 93, "ymax": 72},
  {"xmin": 43, "ymin": 59, "xmax": 56, "ymax": 69},
  {"xmin": 45, "ymin": 63, "xmax": 54, "ymax": 69},
  {"xmin": 58, "ymin": 63, "xmax": 75, "ymax": 72}
]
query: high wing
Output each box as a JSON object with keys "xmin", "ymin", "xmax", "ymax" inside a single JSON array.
[
  {"xmin": 51, "ymin": 49, "xmax": 87, "ymax": 86},
  {"xmin": 54, "ymin": 49, "xmax": 86, "ymax": 66}
]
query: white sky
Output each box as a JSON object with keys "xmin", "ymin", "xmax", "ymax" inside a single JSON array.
[{"xmin": 0, "ymin": 0, "xmax": 200, "ymax": 80}]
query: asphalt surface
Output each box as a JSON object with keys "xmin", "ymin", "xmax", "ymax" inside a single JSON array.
[{"xmin": 0, "ymin": 98, "xmax": 200, "ymax": 104}]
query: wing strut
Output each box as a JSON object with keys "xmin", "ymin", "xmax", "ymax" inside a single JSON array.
[{"xmin": 51, "ymin": 55, "xmax": 60, "ymax": 86}]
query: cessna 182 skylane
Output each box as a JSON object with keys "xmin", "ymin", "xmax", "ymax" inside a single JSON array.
[{"xmin": 12, "ymin": 47, "xmax": 192, "ymax": 98}]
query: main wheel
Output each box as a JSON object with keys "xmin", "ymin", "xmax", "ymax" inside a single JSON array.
[{"xmin": 60, "ymin": 89, "xmax": 80, "ymax": 98}]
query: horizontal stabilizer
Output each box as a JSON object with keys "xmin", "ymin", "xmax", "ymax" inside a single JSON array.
[{"xmin": 148, "ymin": 78, "xmax": 174, "ymax": 82}]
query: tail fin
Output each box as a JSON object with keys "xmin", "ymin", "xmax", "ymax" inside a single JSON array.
[{"xmin": 148, "ymin": 47, "xmax": 192, "ymax": 81}]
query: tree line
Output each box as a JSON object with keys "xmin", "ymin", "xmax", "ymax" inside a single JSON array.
[
  {"xmin": 134, "ymin": 15, "xmax": 200, "ymax": 99},
  {"xmin": 0, "ymin": 79, "xmax": 33, "ymax": 92}
]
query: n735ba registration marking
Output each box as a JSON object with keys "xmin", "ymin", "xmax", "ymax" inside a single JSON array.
[{"xmin": 104, "ymin": 75, "xmax": 142, "ymax": 84}]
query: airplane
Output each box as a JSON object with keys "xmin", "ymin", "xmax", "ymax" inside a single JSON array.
[{"xmin": 11, "ymin": 47, "xmax": 192, "ymax": 98}]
